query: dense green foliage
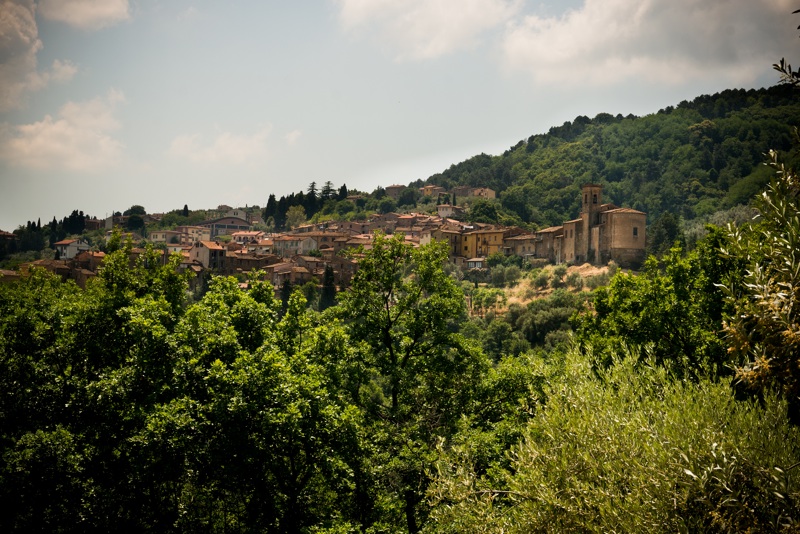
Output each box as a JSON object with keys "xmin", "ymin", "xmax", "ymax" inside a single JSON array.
[
  {"xmin": 721, "ymin": 146, "xmax": 800, "ymax": 422},
  {"xmin": 0, "ymin": 236, "xmax": 534, "ymax": 532},
  {"xmin": 424, "ymin": 149, "xmax": 800, "ymax": 534},
  {"xmin": 427, "ymin": 353, "xmax": 800, "ymax": 533},
  {"xmin": 3, "ymin": 202, "xmax": 800, "ymax": 531},
  {"xmin": 575, "ymin": 236, "xmax": 734, "ymax": 379},
  {"xmin": 427, "ymin": 85, "xmax": 800, "ymax": 227}
]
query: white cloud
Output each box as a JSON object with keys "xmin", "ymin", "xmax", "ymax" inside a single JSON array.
[
  {"xmin": 0, "ymin": 89, "xmax": 126, "ymax": 171},
  {"xmin": 38, "ymin": 0, "xmax": 131, "ymax": 30},
  {"xmin": 502, "ymin": 0, "xmax": 797, "ymax": 86},
  {"xmin": 168, "ymin": 127, "xmax": 271, "ymax": 165},
  {"xmin": 285, "ymin": 129, "xmax": 302, "ymax": 146},
  {"xmin": 335, "ymin": 0, "xmax": 521, "ymax": 60},
  {"xmin": 0, "ymin": 0, "xmax": 76, "ymax": 111}
]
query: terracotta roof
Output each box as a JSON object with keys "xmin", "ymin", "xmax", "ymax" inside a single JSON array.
[
  {"xmin": 54, "ymin": 239, "xmax": 77, "ymax": 245},
  {"xmin": 605, "ymin": 207, "xmax": 646, "ymax": 215},
  {"xmin": 232, "ymin": 231, "xmax": 263, "ymax": 236},
  {"xmin": 465, "ymin": 228, "xmax": 504, "ymax": 235},
  {"xmin": 270, "ymin": 261, "xmax": 294, "ymax": 270},
  {"xmin": 200, "ymin": 241, "xmax": 224, "ymax": 250},
  {"xmin": 536, "ymin": 226, "xmax": 564, "ymax": 233}
]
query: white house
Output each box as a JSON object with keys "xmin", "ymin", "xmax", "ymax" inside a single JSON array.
[{"xmin": 54, "ymin": 238, "xmax": 90, "ymax": 260}]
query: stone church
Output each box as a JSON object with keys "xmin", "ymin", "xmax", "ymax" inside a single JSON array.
[{"xmin": 554, "ymin": 184, "xmax": 646, "ymax": 268}]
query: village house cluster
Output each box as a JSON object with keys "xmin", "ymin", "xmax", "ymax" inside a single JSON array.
[{"xmin": 3, "ymin": 184, "xmax": 646, "ymax": 290}]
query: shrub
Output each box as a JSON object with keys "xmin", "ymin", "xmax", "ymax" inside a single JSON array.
[
  {"xmin": 533, "ymin": 271, "xmax": 550, "ymax": 289},
  {"xmin": 427, "ymin": 352, "xmax": 800, "ymax": 533},
  {"xmin": 504, "ymin": 266, "xmax": 521, "ymax": 286},
  {"xmin": 566, "ymin": 272, "xmax": 583, "ymax": 289},
  {"xmin": 490, "ymin": 266, "xmax": 506, "ymax": 287},
  {"xmin": 585, "ymin": 272, "xmax": 610, "ymax": 289},
  {"xmin": 550, "ymin": 265, "xmax": 567, "ymax": 289}
]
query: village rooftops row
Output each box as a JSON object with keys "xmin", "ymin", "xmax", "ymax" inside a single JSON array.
[
  {"xmin": 384, "ymin": 184, "xmax": 497, "ymax": 200},
  {"xmin": 177, "ymin": 190, "xmax": 647, "ymax": 269},
  {"xmin": 4, "ymin": 183, "xmax": 645, "ymax": 278}
]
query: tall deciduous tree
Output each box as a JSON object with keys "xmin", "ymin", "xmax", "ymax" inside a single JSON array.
[
  {"xmin": 338, "ymin": 233, "xmax": 487, "ymax": 532},
  {"xmin": 123, "ymin": 205, "xmax": 146, "ymax": 216},
  {"xmin": 575, "ymin": 243, "xmax": 729, "ymax": 379},
  {"xmin": 285, "ymin": 205, "xmax": 306, "ymax": 230}
]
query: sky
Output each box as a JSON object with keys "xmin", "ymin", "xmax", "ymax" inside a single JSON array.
[{"xmin": 0, "ymin": 0, "xmax": 797, "ymax": 231}]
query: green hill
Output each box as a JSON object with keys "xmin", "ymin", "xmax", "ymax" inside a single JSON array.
[{"xmin": 422, "ymin": 84, "xmax": 800, "ymax": 227}]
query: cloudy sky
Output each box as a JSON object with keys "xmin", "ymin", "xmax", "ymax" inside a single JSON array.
[{"xmin": 0, "ymin": 0, "xmax": 796, "ymax": 231}]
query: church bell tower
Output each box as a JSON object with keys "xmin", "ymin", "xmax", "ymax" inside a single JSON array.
[{"xmin": 581, "ymin": 183, "xmax": 602, "ymax": 262}]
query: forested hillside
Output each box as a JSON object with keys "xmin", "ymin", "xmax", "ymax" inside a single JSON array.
[
  {"xmin": 423, "ymin": 84, "xmax": 800, "ymax": 227},
  {"xmin": 2, "ymin": 149, "xmax": 800, "ymax": 531}
]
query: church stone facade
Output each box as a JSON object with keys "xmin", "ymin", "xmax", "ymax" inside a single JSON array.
[{"xmin": 553, "ymin": 184, "xmax": 646, "ymax": 268}]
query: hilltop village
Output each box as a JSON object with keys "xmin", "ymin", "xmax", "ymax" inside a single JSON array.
[{"xmin": 1, "ymin": 184, "xmax": 646, "ymax": 290}]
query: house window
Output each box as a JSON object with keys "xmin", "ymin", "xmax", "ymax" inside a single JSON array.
[
  {"xmin": 633, "ymin": 227, "xmax": 639, "ymax": 237},
  {"xmin": 593, "ymin": 194, "xmax": 598, "ymax": 204}
]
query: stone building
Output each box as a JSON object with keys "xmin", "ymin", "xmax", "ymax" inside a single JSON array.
[
  {"xmin": 555, "ymin": 184, "xmax": 646, "ymax": 268},
  {"xmin": 190, "ymin": 241, "xmax": 226, "ymax": 270},
  {"xmin": 384, "ymin": 184, "xmax": 406, "ymax": 200}
]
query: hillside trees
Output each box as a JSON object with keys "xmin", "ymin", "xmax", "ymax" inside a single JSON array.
[
  {"xmin": 1, "ymin": 232, "xmax": 540, "ymax": 532},
  {"xmin": 426, "ymin": 353, "xmax": 800, "ymax": 533},
  {"xmin": 722, "ymin": 147, "xmax": 800, "ymax": 422},
  {"xmin": 419, "ymin": 86, "xmax": 800, "ymax": 227},
  {"xmin": 337, "ymin": 233, "xmax": 491, "ymax": 532},
  {"xmin": 285, "ymin": 204, "xmax": 307, "ymax": 229},
  {"xmin": 718, "ymin": 9, "xmax": 800, "ymax": 420},
  {"xmin": 0, "ymin": 255, "xmax": 365, "ymax": 531},
  {"xmin": 124, "ymin": 205, "xmax": 146, "ymax": 216},
  {"xmin": 575, "ymin": 239, "xmax": 732, "ymax": 379},
  {"xmin": 134, "ymin": 279, "xmax": 361, "ymax": 531}
]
